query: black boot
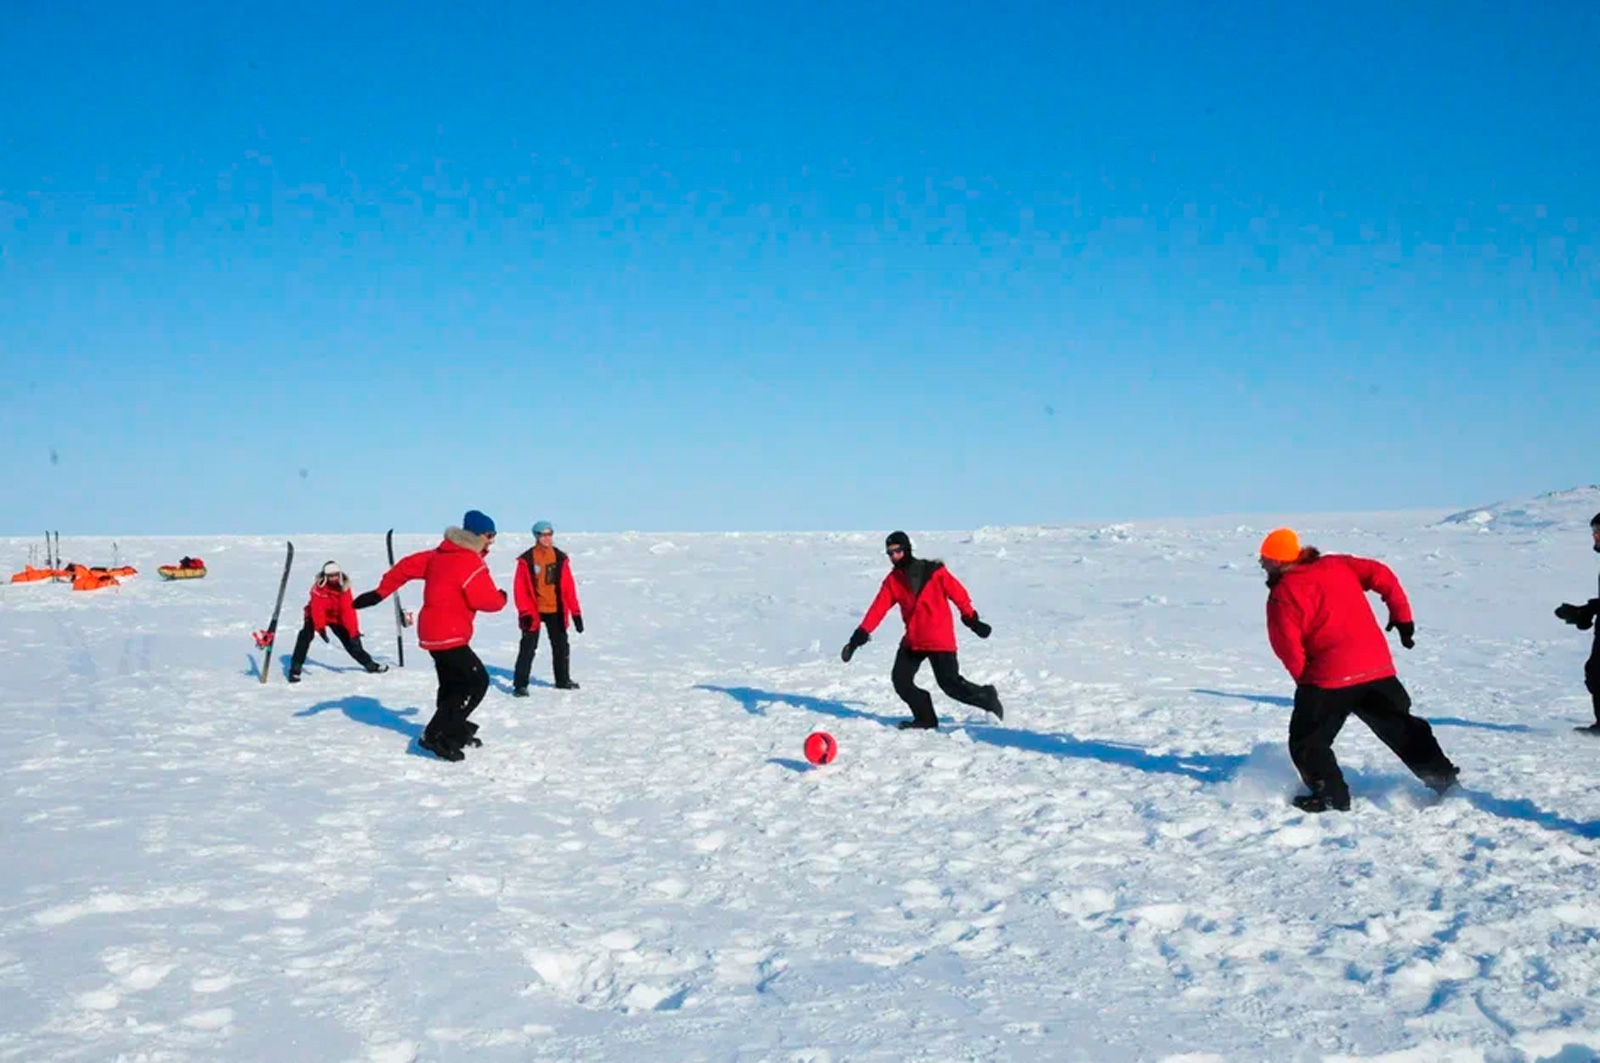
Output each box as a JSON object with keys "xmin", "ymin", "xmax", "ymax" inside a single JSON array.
[
  {"xmin": 897, "ymin": 719, "xmax": 937, "ymax": 731},
  {"xmin": 419, "ymin": 735, "xmax": 464, "ymax": 762},
  {"xmin": 365, "ymin": 662, "xmax": 389, "ymax": 674},
  {"xmin": 984, "ymin": 684, "xmax": 1004, "ymax": 721},
  {"xmin": 1292, "ymin": 788, "xmax": 1351, "ymax": 813}
]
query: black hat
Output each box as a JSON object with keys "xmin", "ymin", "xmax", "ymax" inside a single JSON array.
[{"xmin": 885, "ymin": 530, "xmax": 913, "ymax": 559}]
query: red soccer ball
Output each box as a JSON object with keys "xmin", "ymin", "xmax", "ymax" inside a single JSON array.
[{"xmin": 803, "ymin": 731, "xmax": 837, "ymax": 765}]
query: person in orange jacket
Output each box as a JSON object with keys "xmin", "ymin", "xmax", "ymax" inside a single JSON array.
[
  {"xmin": 1260, "ymin": 527, "xmax": 1459, "ymax": 812},
  {"xmin": 287, "ymin": 561, "xmax": 387, "ymax": 683},
  {"xmin": 840, "ymin": 531, "xmax": 1003, "ymax": 730},
  {"xmin": 512, "ymin": 520, "xmax": 583, "ymax": 693},
  {"xmin": 354, "ymin": 510, "xmax": 507, "ymax": 761}
]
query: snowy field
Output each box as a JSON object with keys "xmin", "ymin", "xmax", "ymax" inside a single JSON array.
[{"xmin": 4, "ymin": 490, "xmax": 1600, "ymax": 1063}]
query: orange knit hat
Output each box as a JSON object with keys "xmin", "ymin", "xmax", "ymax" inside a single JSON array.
[{"xmin": 1259, "ymin": 528, "xmax": 1301, "ymax": 563}]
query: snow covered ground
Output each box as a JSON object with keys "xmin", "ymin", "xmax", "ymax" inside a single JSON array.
[{"xmin": 4, "ymin": 491, "xmax": 1600, "ymax": 1063}]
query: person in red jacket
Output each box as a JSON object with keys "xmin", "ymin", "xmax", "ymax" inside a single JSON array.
[
  {"xmin": 840, "ymin": 531, "xmax": 1004, "ymax": 730},
  {"xmin": 1260, "ymin": 527, "xmax": 1459, "ymax": 812},
  {"xmin": 512, "ymin": 520, "xmax": 584, "ymax": 694},
  {"xmin": 286, "ymin": 561, "xmax": 387, "ymax": 683},
  {"xmin": 354, "ymin": 510, "xmax": 508, "ymax": 761}
]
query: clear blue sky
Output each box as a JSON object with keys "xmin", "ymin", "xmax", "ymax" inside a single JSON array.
[{"xmin": 2, "ymin": 0, "xmax": 1595, "ymax": 535}]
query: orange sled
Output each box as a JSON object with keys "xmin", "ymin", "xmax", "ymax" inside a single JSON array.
[{"xmin": 158, "ymin": 564, "xmax": 207, "ymax": 580}]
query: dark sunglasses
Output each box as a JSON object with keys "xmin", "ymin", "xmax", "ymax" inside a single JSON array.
[{"xmin": 886, "ymin": 546, "xmax": 905, "ymax": 556}]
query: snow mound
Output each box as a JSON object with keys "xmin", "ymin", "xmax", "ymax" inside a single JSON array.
[{"xmin": 1436, "ymin": 486, "xmax": 1600, "ymax": 533}]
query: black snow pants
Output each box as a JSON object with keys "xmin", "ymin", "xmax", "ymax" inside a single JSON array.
[
  {"xmin": 892, "ymin": 644, "xmax": 996, "ymax": 728},
  {"xmin": 1584, "ymin": 630, "xmax": 1600, "ymax": 725},
  {"xmin": 427, "ymin": 646, "xmax": 490, "ymax": 749},
  {"xmin": 1288, "ymin": 677, "xmax": 1458, "ymax": 802},
  {"xmin": 288, "ymin": 622, "xmax": 378, "ymax": 676},
  {"xmin": 513, "ymin": 613, "xmax": 571, "ymax": 689}
]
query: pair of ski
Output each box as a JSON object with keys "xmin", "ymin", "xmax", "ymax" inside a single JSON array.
[
  {"xmin": 43, "ymin": 530, "xmax": 60, "ymax": 580},
  {"xmin": 254, "ymin": 531, "xmax": 409, "ymax": 685}
]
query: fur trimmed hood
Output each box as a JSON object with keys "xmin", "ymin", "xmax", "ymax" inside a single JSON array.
[
  {"xmin": 314, "ymin": 565, "xmax": 351, "ymax": 591},
  {"xmin": 444, "ymin": 526, "xmax": 492, "ymax": 554}
]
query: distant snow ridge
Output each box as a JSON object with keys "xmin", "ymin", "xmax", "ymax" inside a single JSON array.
[
  {"xmin": 1437, "ymin": 485, "xmax": 1600, "ymax": 532},
  {"xmin": 966, "ymin": 525, "xmax": 1124, "ymax": 545}
]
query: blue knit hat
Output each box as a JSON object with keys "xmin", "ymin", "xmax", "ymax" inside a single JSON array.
[
  {"xmin": 462, "ymin": 510, "xmax": 496, "ymax": 536},
  {"xmin": 531, "ymin": 520, "xmax": 553, "ymax": 536}
]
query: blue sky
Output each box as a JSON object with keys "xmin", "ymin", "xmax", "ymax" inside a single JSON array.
[{"xmin": 2, "ymin": 0, "xmax": 1595, "ymax": 534}]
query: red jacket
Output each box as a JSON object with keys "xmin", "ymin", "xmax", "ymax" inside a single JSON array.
[
  {"xmin": 859, "ymin": 561, "xmax": 976, "ymax": 653},
  {"xmin": 1266, "ymin": 552, "xmax": 1412, "ymax": 688},
  {"xmin": 305, "ymin": 580, "xmax": 360, "ymax": 637},
  {"xmin": 374, "ymin": 529, "xmax": 507, "ymax": 651},
  {"xmin": 513, "ymin": 547, "xmax": 582, "ymax": 627}
]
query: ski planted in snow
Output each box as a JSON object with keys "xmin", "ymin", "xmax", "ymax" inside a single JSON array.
[
  {"xmin": 386, "ymin": 529, "xmax": 405, "ymax": 668},
  {"xmin": 253, "ymin": 542, "xmax": 296, "ymax": 684}
]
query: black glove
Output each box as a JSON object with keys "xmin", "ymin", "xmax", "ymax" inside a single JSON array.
[
  {"xmin": 1556, "ymin": 602, "xmax": 1596, "ymax": 630},
  {"xmin": 962, "ymin": 613, "xmax": 992, "ymax": 639},
  {"xmin": 841, "ymin": 626, "xmax": 870, "ymax": 663},
  {"xmin": 1385, "ymin": 617, "xmax": 1415, "ymax": 649},
  {"xmin": 519, "ymin": 614, "xmax": 534, "ymax": 633},
  {"xmin": 352, "ymin": 590, "xmax": 382, "ymax": 610},
  {"xmin": 572, "ymin": 614, "xmax": 584, "ymax": 634}
]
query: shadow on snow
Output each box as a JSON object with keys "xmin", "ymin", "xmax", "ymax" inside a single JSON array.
[
  {"xmin": 968, "ymin": 728, "xmax": 1247, "ymax": 784},
  {"xmin": 1191, "ymin": 688, "xmax": 1294, "ymax": 708},
  {"xmin": 295, "ymin": 695, "xmax": 423, "ymax": 742},
  {"xmin": 1463, "ymin": 790, "xmax": 1600, "ymax": 840},
  {"xmin": 699, "ymin": 684, "xmax": 1245, "ymax": 783},
  {"xmin": 695, "ymin": 684, "xmax": 899, "ymax": 726},
  {"xmin": 1191, "ymin": 688, "xmax": 1536, "ymax": 733},
  {"xmin": 243, "ymin": 652, "xmax": 367, "ymax": 681},
  {"xmin": 485, "ymin": 664, "xmax": 550, "ymax": 695}
]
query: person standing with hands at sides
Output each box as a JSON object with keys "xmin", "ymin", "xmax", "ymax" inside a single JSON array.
[
  {"xmin": 1259, "ymin": 527, "xmax": 1460, "ymax": 812},
  {"xmin": 840, "ymin": 531, "xmax": 1004, "ymax": 730},
  {"xmin": 512, "ymin": 520, "xmax": 584, "ymax": 694},
  {"xmin": 354, "ymin": 510, "xmax": 507, "ymax": 761}
]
